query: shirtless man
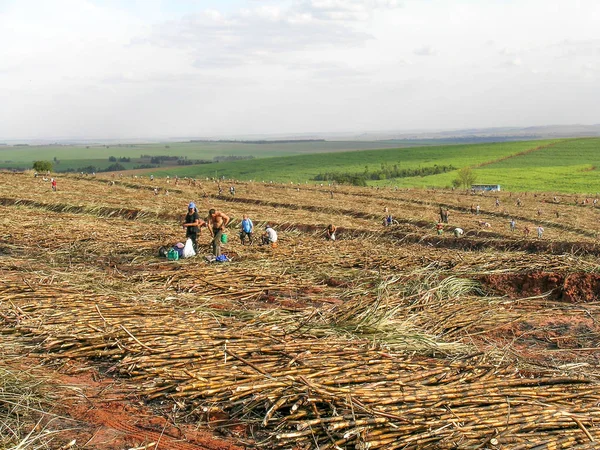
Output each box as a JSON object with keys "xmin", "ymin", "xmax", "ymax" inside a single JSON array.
[{"xmin": 207, "ymin": 208, "xmax": 230, "ymax": 257}]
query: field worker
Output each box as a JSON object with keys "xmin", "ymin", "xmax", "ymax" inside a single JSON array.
[
  {"xmin": 230, "ymin": 185, "xmax": 235, "ymax": 196},
  {"xmin": 495, "ymin": 198, "xmax": 500, "ymax": 207},
  {"xmin": 476, "ymin": 204, "xmax": 480, "ymax": 215},
  {"xmin": 182, "ymin": 202, "xmax": 205, "ymax": 253},
  {"xmin": 261, "ymin": 224, "xmax": 278, "ymax": 246},
  {"xmin": 207, "ymin": 208, "xmax": 230, "ymax": 257},
  {"xmin": 51, "ymin": 178, "xmax": 57, "ymax": 191},
  {"xmin": 326, "ymin": 224, "xmax": 337, "ymax": 241},
  {"xmin": 537, "ymin": 225, "xmax": 544, "ymax": 239},
  {"xmin": 439, "ymin": 206, "xmax": 445, "ymax": 223},
  {"xmin": 510, "ymin": 218, "xmax": 516, "ymax": 232},
  {"xmin": 453, "ymin": 227, "xmax": 464, "ymax": 238},
  {"xmin": 240, "ymin": 214, "xmax": 254, "ymax": 245},
  {"xmin": 524, "ymin": 226, "xmax": 531, "ymax": 237},
  {"xmin": 436, "ymin": 222, "xmax": 444, "ymax": 235}
]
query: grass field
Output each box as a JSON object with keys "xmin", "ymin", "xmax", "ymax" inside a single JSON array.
[
  {"xmin": 4, "ymin": 137, "xmax": 600, "ymax": 193},
  {"xmin": 142, "ymin": 139, "xmax": 558, "ymax": 182},
  {"xmin": 372, "ymin": 138, "xmax": 600, "ymax": 193},
  {"xmin": 0, "ymin": 140, "xmax": 412, "ymax": 171}
]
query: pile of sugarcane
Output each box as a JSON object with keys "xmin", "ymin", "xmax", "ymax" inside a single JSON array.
[{"xmin": 2, "ymin": 272, "xmax": 600, "ymax": 449}]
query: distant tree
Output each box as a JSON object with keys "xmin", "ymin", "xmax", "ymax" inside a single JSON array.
[
  {"xmin": 455, "ymin": 167, "xmax": 477, "ymax": 189},
  {"xmin": 108, "ymin": 156, "xmax": 117, "ymax": 162},
  {"xmin": 103, "ymin": 163, "xmax": 126, "ymax": 172},
  {"xmin": 32, "ymin": 161, "xmax": 53, "ymax": 172}
]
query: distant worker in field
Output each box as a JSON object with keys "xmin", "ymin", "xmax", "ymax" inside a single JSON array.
[
  {"xmin": 436, "ymin": 222, "xmax": 444, "ymax": 235},
  {"xmin": 555, "ymin": 210, "xmax": 560, "ymax": 218},
  {"xmin": 516, "ymin": 198, "xmax": 522, "ymax": 207},
  {"xmin": 230, "ymin": 185, "xmax": 235, "ymax": 196},
  {"xmin": 261, "ymin": 224, "xmax": 278, "ymax": 246},
  {"xmin": 326, "ymin": 224, "xmax": 337, "ymax": 241},
  {"xmin": 385, "ymin": 214, "xmax": 398, "ymax": 226},
  {"xmin": 524, "ymin": 225, "xmax": 531, "ymax": 237},
  {"xmin": 495, "ymin": 198, "xmax": 500, "ymax": 207},
  {"xmin": 182, "ymin": 202, "xmax": 206, "ymax": 253},
  {"xmin": 207, "ymin": 208, "xmax": 230, "ymax": 257},
  {"xmin": 51, "ymin": 178, "xmax": 57, "ymax": 191},
  {"xmin": 537, "ymin": 225, "xmax": 544, "ymax": 239},
  {"xmin": 453, "ymin": 227, "xmax": 464, "ymax": 238},
  {"xmin": 476, "ymin": 204, "xmax": 480, "ymax": 215},
  {"xmin": 439, "ymin": 206, "xmax": 445, "ymax": 223},
  {"xmin": 470, "ymin": 204, "xmax": 475, "ymax": 215},
  {"xmin": 240, "ymin": 214, "xmax": 254, "ymax": 245},
  {"xmin": 443, "ymin": 208, "xmax": 450, "ymax": 224},
  {"xmin": 509, "ymin": 218, "xmax": 516, "ymax": 232}
]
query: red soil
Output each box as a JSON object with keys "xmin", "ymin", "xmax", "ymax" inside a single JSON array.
[
  {"xmin": 22, "ymin": 360, "xmax": 245, "ymax": 450},
  {"xmin": 481, "ymin": 271, "xmax": 600, "ymax": 302}
]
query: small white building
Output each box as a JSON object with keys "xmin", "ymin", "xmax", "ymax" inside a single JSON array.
[{"xmin": 472, "ymin": 184, "xmax": 501, "ymax": 192}]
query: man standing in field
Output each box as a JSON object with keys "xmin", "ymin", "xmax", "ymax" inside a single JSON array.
[
  {"xmin": 537, "ymin": 225, "xmax": 544, "ymax": 239},
  {"xmin": 240, "ymin": 214, "xmax": 254, "ymax": 245},
  {"xmin": 510, "ymin": 218, "xmax": 516, "ymax": 232},
  {"xmin": 207, "ymin": 208, "xmax": 230, "ymax": 257},
  {"xmin": 182, "ymin": 202, "xmax": 206, "ymax": 253}
]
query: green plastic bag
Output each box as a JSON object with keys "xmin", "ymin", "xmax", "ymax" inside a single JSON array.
[
  {"xmin": 167, "ymin": 248, "xmax": 179, "ymax": 261},
  {"xmin": 220, "ymin": 233, "xmax": 228, "ymax": 244}
]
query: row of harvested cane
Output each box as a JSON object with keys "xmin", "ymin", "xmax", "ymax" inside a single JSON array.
[{"xmin": 1, "ymin": 277, "xmax": 599, "ymax": 449}]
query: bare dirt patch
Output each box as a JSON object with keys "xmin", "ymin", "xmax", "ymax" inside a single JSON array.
[{"xmin": 482, "ymin": 271, "xmax": 600, "ymax": 302}]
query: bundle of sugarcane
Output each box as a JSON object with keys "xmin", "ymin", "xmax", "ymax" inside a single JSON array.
[{"xmin": 2, "ymin": 281, "xmax": 600, "ymax": 449}]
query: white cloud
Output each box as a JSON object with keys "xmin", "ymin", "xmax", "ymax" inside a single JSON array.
[{"xmin": 413, "ymin": 46, "xmax": 437, "ymax": 56}]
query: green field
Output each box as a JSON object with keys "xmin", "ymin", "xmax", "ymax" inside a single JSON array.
[
  {"xmin": 372, "ymin": 138, "xmax": 600, "ymax": 193},
  {"xmin": 4, "ymin": 138, "xmax": 600, "ymax": 193},
  {"xmin": 142, "ymin": 139, "xmax": 558, "ymax": 182},
  {"xmin": 0, "ymin": 140, "xmax": 413, "ymax": 172}
]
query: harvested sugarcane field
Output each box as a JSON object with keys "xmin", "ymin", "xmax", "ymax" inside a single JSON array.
[{"xmin": 2, "ymin": 171, "xmax": 600, "ymax": 450}]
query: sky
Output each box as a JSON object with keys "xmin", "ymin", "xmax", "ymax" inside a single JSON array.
[{"xmin": 1, "ymin": 0, "xmax": 599, "ymax": 140}]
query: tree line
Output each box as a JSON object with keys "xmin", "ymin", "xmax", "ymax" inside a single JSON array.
[{"xmin": 314, "ymin": 164, "xmax": 457, "ymax": 186}]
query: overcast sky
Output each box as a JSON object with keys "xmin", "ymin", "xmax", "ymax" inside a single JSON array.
[{"xmin": 1, "ymin": 0, "xmax": 599, "ymax": 139}]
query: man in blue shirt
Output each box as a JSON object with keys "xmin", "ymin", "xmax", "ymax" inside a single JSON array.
[{"xmin": 240, "ymin": 214, "xmax": 254, "ymax": 245}]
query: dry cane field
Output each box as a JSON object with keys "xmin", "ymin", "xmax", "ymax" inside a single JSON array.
[{"xmin": 2, "ymin": 171, "xmax": 600, "ymax": 450}]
